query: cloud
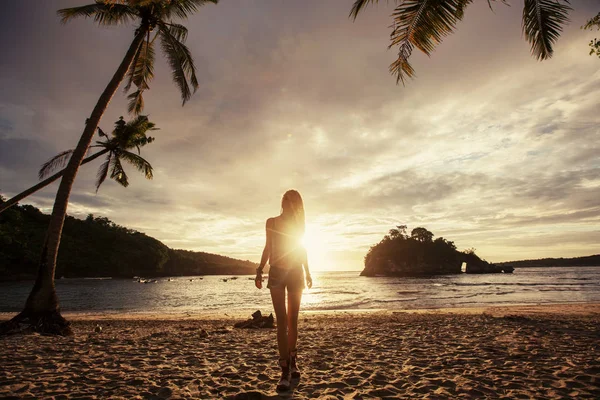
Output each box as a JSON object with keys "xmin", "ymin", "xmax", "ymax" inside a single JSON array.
[{"xmin": 1, "ymin": 0, "xmax": 599, "ymax": 270}]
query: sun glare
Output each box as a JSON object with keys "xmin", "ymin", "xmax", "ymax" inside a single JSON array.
[{"xmin": 301, "ymin": 224, "xmax": 333, "ymax": 271}]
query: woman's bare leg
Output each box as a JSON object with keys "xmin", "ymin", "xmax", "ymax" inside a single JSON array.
[
  {"xmin": 287, "ymin": 289, "xmax": 303, "ymax": 352},
  {"xmin": 270, "ymin": 287, "xmax": 289, "ymax": 360}
]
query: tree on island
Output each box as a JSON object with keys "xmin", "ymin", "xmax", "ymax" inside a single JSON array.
[
  {"xmin": 362, "ymin": 225, "xmax": 505, "ymax": 276},
  {"xmin": 349, "ymin": 0, "xmax": 574, "ymax": 84},
  {"xmin": 0, "ymin": 116, "xmax": 157, "ymax": 214},
  {"xmin": 0, "ymin": 0, "xmax": 218, "ymax": 337}
]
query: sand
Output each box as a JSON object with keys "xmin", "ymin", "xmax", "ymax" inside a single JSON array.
[{"xmin": 1, "ymin": 303, "xmax": 599, "ymax": 399}]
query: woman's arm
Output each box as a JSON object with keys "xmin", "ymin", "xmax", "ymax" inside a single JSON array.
[
  {"xmin": 255, "ymin": 218, "xmax": 272, "ymax": 289},
  {"xmin": 302, "ymin": 247, "xmax": 312, "ymax": 288}
]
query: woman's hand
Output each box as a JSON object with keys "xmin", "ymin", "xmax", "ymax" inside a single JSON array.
[
  {"xmin": 306, "ymin": 274, "xmax": 312, "ymax": 289},
  {"xmin": 255, "ymin": 273, "xmax": 263, "ymax": 289}
]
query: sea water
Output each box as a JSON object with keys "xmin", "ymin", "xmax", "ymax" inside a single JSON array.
[{"xmin": 0, "ymin": 267, "xmax": 599, "ymax": 315}]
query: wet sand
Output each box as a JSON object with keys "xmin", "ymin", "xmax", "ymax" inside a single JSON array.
[{"xmin": 1, "ymin": 303, "xmax": 599, "ymax": 399}]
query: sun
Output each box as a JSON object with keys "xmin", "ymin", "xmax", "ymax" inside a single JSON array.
[{"xmin": 300, "ymin": 224, "xmax": 331, "ymax": 271}]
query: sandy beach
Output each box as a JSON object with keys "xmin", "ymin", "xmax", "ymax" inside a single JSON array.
[{"xmin": 1, "ymin": 303, "xmax": 599, "ymax": 399}]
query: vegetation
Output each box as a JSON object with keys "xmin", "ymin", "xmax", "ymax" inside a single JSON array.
[
  {"xmin": 497, "ymin": 254, "xmax": 600, "ymax": 268},
  {"xmin": 583, "ymin": 12, "xmax": 600, "ymax": 58},
  {"xmin": 0, "ymin": 200, "xmax": 256, "ymax": 282},
  {"xmin": 350, "ymin": 0, "xmax": 574, "ymax": 84},
  {"xmin": 6, "ymin": 0, "xmax": 217, "ymax": 336},
  {"xmin": 0, "ymin": 116, "xmax": 157, "ymax": 214},
  {"xmin": 361, "ymin": 225, "xmax": 500, "ymax": 276}
]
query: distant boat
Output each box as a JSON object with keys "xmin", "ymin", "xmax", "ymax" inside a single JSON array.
[{"xmin": 222, "ymin": 279, "xmax": 229, "ymax": 282}]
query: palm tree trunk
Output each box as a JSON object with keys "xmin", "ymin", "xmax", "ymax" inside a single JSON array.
[
  {"xmin": 0, "ymin": 149, "xmax": 110, "ymax": 214},
  {"xmin": 0, "ymin": 28, "xmax": 147, "ymax": 336}
]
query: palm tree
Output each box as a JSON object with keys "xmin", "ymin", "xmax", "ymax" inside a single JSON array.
[
  {"xmin": 350, "ymin": 0, "xmax": 573, "ymax": 84},
  {"xmin": 0, "ymin": 0, "xmax": 217, "ymax": 336},
  {"xmin": 0, "ymin": 116, "xmax": 156, "ymax": 215}
]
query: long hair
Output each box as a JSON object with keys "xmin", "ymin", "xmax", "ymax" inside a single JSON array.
[{"xmin": 281, "ymin": 189, "xmax": 305, "ymax": 237}]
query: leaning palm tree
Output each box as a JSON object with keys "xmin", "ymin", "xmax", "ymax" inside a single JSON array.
[
  {"xmin": 0, "ymin": 0, "xmax": 217, "ymax": 336},
  {"xmin": 0, "ymin": 116, "xmax": 156, "ymax": 215},
  {"xmin": 350, "ymin": 0, "xmax": 573, "ymax": 84}
]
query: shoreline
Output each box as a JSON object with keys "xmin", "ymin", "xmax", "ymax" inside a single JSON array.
[{"xmin": 3, "ymin": 301, "xmax": 598, "ymax": 321}]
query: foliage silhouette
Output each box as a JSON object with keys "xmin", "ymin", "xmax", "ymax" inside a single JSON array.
[
  {"xmin": 350, "ymin": 0, "xmax": 573, "ymax": 84},
  {"xmin": 582, "ymin": 12, "xmax": 600, "ymax": 58}
]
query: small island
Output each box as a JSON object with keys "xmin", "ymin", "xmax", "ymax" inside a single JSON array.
[{"xmin": 361, "ymin": 226, "xmax": 513, "ymax": 277}]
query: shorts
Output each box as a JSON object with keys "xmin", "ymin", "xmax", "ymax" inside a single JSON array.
[{"xmin": 267, "ymin": 265, "xmax": 305, "ymax": 291}]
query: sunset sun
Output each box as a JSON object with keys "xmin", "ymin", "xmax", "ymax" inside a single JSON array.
[{"xmin": 301, "ymin": 224, "xmax": 332, "ymax": 271}]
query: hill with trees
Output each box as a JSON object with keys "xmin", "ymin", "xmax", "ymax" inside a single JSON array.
[
  {"xmin": 0, "ymin": 200, "xmax": 257, "ymax": 281},
  {"xmin": 497, "ymin": 255, "xmax": 600, "ymax": 268},
  {"xmin": 361, "ymin": 226, "xmax": 511, "ymax": 277}
]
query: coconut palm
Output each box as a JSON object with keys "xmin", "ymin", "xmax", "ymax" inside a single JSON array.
[
  {"xmin": 350, "ymin": 0, "xmax": 573, "ymax": 84},
  {"xmin": 42, "ymin": 115, "xmax": 156, "ymax": 192},
  {"xmin": 0, "ymin": 116, "xmax": 157, "ymax": 215},
  {"xmin": 0, "ymin": 0, "xmax": 217, "ymax": 336}
]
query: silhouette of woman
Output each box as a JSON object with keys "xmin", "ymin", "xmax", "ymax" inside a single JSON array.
[{"xmin": 255, "ymin": 189, "xmax": 312, "ymax": 391}]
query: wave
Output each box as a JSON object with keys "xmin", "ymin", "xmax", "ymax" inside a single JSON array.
[
  {"xmin": 372, "ymin": 298, "xmax": 418, "ymax": 303},
  {"xmin": 450, "ymin": 282, "xmax": 599, "ymax": 287},
  {"xmin": 307, "ymin": 298, "xmax": 372, "ymax": 310},
  {"xmin": 397, "ymin": 290, "xmax": 421, "ymax": 295}
]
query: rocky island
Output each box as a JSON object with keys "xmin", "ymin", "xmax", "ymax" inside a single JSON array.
[{"xmin": 361, "ymin": 226, "xmax": 513, "ymax": 277}]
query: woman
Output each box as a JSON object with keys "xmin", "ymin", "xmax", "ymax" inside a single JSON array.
[{"xmin": 255, "ymin": 189, "xmax": 312, "ymax": 391}]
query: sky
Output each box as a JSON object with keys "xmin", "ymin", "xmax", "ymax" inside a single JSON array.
[{"xmin": 0, "ymin": 0, "xmax": 599, "ymax": 271}]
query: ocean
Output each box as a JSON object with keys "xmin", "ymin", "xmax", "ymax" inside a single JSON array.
[{"xmin": 1, "ymin": 267, "xmax": 599, "ymax": 315}]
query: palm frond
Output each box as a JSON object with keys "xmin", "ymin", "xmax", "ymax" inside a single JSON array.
[
  {"xmin": 388, "ymin": 0, "xmax": 472, "ymax": 84},
  {"xmin": 349, "ymin": 0, "xmax": 379, "ymax": 20},
  {"xmin": 124, "ymin": 35, "xmax": 147, "ymax": 92},
  {"xmin": 57, "ymin": 3, "xmax": 137, "ymax": 25},
  {"xmin": 164, "ymin": 0, "xmax": 218, "ymax": 20},
  {"xmin": 39, "ymin": 150, "xmax": 74, "ymax": 180},
  {"xmin": 582, "ymin": 12, "xmax": 600, "ymax": 31},
  {"xmin": 125, "ymin": 32, "xmax": 155, "ymax": 92},
  {"xmin": 111, "ymin": 115, "xmax": 157, "ymax": 150},
  {"xmin": 110, "ymin": 157, "xmax": 130, "ymax": 187},
  {"xmin": 127, "ymin": 89, "xmax": 145, "ymax": 115},
  {"xmin": 158, "ymin": 23, "xmax": 199, "ymax": 104},
  {"xmin": 164, "ymin": 23, "xmax": 188, "ymax": 42},
  {"xmin": 485, "ymin": 0, "xmax": 510, "ymax": 12},
  {"xmin": 522, "ymin": 0, "xmax": 571, "ymax": 60},
  {"xmin": 118, "ymin": 150, "xmax": 154, "ymax": 179},
  {"xmin": 124, "ymin": 115, "xmax": 157, "ymax": 137},
  {"xmin": 96, "ymin": 153, "xmax": 113, "ymax": 192},
  {"xmin": 97, "ymin": 126, "xmax": 109, "ymax": 138}
]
